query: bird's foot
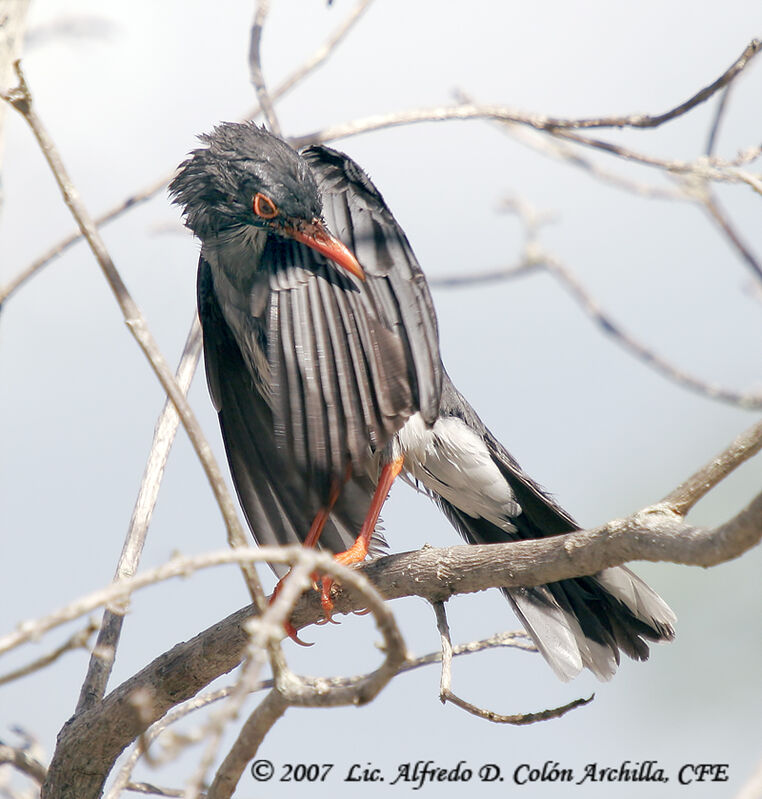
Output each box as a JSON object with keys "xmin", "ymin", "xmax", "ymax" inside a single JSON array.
[{"xmin": 319, "ymin": 535, "xmax": 371, "ymax": 620}]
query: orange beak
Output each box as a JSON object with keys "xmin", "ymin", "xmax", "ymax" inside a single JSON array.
[{"xmin": 285, "ymin": 219, "xmax": 365, "ymax": 281}]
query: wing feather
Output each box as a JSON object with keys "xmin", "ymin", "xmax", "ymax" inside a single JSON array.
[{"xmin": 198, "ymin": 257, "xmax": 383, "ymax": 561}]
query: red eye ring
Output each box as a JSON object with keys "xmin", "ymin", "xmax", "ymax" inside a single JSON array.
[{"xmin": 253, "ymin": 192, "xmax": 278, "ymax": 219}]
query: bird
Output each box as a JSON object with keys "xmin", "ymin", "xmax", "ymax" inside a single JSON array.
[{"xmin": 170, "ymin": 121, "xmax": 675, "ymax": 681}]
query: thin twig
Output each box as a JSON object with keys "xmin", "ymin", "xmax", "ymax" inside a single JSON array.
[
  {"xmin": 206, "ymin": 690, "xmax": 289, "ymax": 799},
  {"xmin": 430, "ymin": 260, "xmax": 542, "ymax": 288},
  {"xmin": 444, "ymin": 690, "xmax": 594, "ymax": 725},
  {"xmin": 125, "ymin": 783, "xmax": 188, "ymax": 798},
  {"xmin": 248, "ymin": 0, "xmax": 280, "ymax": 136},
  {"xmin": 432, "ymin": 602, "xmax": 453, "ymax": 701},
  {"xmin": 0, "ymin": 547, "xmax": 301, "ymax": 657},
  {"xmin": 291, "ymin": 39, "xmax": 762, "ymax": 148},
  {"xmin": 661, "ymin": 415, "xmax": 762, "ymax": 516},
  {"xmin": 0, "ymin": 174, "xmax": 167, "ymax": 306},
  {"xmin": 0, "ymin": 744, "xmax": 47, "ymax": 785},
  {"xmin": 0, "ymin": 62, "xmax": 266, "ymax": 612},
  {"xmin": 0, "ymin": 618, "xmax": 98, "ymax": 687},
  {"xmin": 182, "ymin": 560, "xmax": 314, "ymax": 799},
  {"xmin": 76, "ymin": 313, "xmax": 203, "ymax": 714},
  {"xmin": 106, "ymin": 688, "xmax": 230, "ymax": 799},
  {"xmin": 551, "ymin": 127, "xmax": 762, "ymax": 196},
  {"xmin": 502, "ymin": 122, "xmax": 686, "ymax": 200},
  {"xmin": 431, "ymin": 251, "xmax": 762, "ymax": 410},
  {"xmin": 111, "ymin": 630, "xmax": 535, "ymax": 791},
  {"xmin": 432, "ymin": 597, "xmax": 591, "ymax": 724},
  {"xmin": 454, "ymin": 88, "xmax": 686, "ymax": 202},
  {"xmin": 706, "ymin": 85, "xmax": 734, "ymax": 156},
  {"xmin": 542, "ymin": 39, "xmax": 760, "ymax": 131},
  {"xmin": 543, "ymin": 253, "xmax": 762, "ymax": 408},
  {"xmin": 701, "ymin": 189, "xmax": 762, "ymax": 283},
  {"xmin": 291, "ymin": 103, "xmax": 762, "ymax": 193}
]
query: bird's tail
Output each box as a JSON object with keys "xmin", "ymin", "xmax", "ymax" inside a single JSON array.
[{"xmin": 436, "ymin": 497, "xmax": 676, "ymax": 681}]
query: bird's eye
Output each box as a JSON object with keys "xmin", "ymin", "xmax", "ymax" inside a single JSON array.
[{"xmin": 253, "ymin": 192, "xmax": 279, "ymax": 219}]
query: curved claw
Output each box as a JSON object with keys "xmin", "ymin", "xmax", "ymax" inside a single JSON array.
[
  {"xmin": 352, "ymin": 607, "xmax": 371, "ymax": 616},
  {"xmin": 284, "ymin": 621, "xmax": 313, "ymax": 647}
]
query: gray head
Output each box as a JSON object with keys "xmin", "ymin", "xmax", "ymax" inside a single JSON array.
[
  {"xmin": 170, "ymin": 122, "xmax": 363, "ymax": 278},
  {"xmin": 170, "ymin": 122, "xmax": 321, "ymax": 239}
]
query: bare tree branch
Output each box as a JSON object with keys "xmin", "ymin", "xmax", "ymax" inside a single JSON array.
[
  {"xmin": 0, "ymin": 618, "xmax": 98, "ymax": 687},
  {"xmin": 205, "ymin": 689, "xmax": 288, "ymax": 799},
  {"xmin": 706, "ymin": 85, "xmax": 734, "ymax": 156},
  {"xmin": 551, "ymin": 126, "xmax": 762, "ymax": 196},
  {"xmin": 0, "ymin": 744, "xmax": 46, "ymax": 785},
  {"xmin": 444, "ymin": 688, "xmax": 595, "ymax": 725},
  {"xmin": 290, "ymin": 39, "xmax": 761, "ymax": 145},
  {"xmin": 543, "ymin": 252, "xmax": 762, "ymax": 408},
  {"xmin": 40, "ymin": 547, "xmax": 408, "ymax": 799},
  {"xmin": 0, "ymin": 173, "xmax": 167, "ymax": 306},
  {"xmin": 432, "ymin": 601, "xmax": 594, "ymax": 724},
  {"xmin": 106, "ymin": 629, "xmax": 532, "ymax": 797},
  {"xmin": 35, "ymin": 484, "xmax": 758, "ymax": 798},
  {"xmin": 124, "ymin": 782, "xmax": 187, "ymax": 797},
  {"xmin": 662, "ymin": 415, "xmax": 762, "ymax": 516},
  {"xmin": 76, "ymin": 314, "xmax": 203, "ymax": 713},
  {"xmin": 430, "ymin": 228, "xmax": 762, "ymax": 410},
  {"xmin": 248, "ymin": 0, "xmax": 280, "ymax": 136},
  {"xmin": 700, "ymin": 189, "xmax": 762, "ymax": 283}
]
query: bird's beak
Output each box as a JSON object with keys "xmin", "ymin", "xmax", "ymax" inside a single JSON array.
[{"xmin": 285, "ymin": 219, "xmax": 365, "ymax": 281}]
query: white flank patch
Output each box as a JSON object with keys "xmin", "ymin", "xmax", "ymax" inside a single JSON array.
[{"xmin": 397, "ymin": 413, "xmax": 520, "ymax": 531}]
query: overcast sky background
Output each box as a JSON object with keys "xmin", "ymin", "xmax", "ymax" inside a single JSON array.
[{"xmin": 1, "ymin": 1, "xmax": 761, "ymax": 796}]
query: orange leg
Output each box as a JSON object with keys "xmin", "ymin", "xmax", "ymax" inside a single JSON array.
[
  {"xmin": 270, "ymin": 475, "xmax": 345, "ymax": 645},
  {"xmin": 321, "ymin": 456, "xmax": 404, "ymax": 617}
]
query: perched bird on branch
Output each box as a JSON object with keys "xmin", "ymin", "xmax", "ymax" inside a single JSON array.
[{"xmin": 170, "ymin": 122, "xmax": 675, "ymax": 680}]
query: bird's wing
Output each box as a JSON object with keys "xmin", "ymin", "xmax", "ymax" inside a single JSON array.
[
  {"xmin": 235, "ymin": 145, "xmax": 443, "ymax": 490},
  {"xmin": 303, "ymin": 145, "xmax": 441, "ymax": 424},
  {"xmin": 198, "ymin": 257, "xmax": 384, "ymax": 565}
]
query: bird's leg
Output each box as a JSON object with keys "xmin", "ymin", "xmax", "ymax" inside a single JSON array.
[
  {"xmin": 270, "ymin": 473, "xmax": 346, "ymax": 645},
  {"xmin": 320, "ymin": 456, "xmax": 404, "ymax": 618}
]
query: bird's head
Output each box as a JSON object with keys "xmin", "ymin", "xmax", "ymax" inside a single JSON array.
[{"xmin": 170, "ymin": 122, "xmax": 363, "ymax": 279}]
